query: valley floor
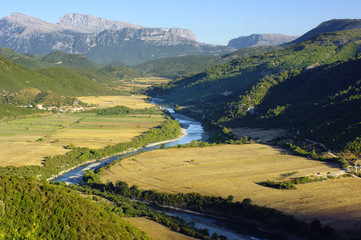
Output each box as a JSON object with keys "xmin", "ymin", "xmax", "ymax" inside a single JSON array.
[
  {"xmin": 0, "ymin": 95, "xmax": 163, "ymax": 166},
  {"xmin": 100, "ymin": 143, "xmax": 361, "ymax": 239}
]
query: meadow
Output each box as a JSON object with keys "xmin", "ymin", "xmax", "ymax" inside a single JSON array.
[
  {"xmin": 0, "ymin": 95, "xmax": 164, "ymax": 167},
  {"xmin": 78, "ymin": 95, "xmax": 155, "ymax": 109},
  {"xmin": 100, "ymin": 144, "xmax": 361, "ymax": 238},
  {"xmin": 111, "ymin": 77, "xmax": 170, "ymax": 92}
]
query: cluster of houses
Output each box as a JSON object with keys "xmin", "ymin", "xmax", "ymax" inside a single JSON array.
[{"xmin": 35, "ymin": 104, "xmax": 84, "ymax": 113}]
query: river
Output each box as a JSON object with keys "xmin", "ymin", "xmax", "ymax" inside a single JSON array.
[{"xmin": 52, "ymin": 100, "xmax": 281, "ymax": 240}]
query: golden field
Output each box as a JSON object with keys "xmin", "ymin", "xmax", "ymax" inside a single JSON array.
[
  {"xmin": 112, "ymin": 77, "xmax": 170, "ymax": 92},
  {"xmin": 78, "ymin": 95, "xmax": 154, "ymax": 109},
  {"xmin": 124, "ymin": 218, "xmax": 197, "ymax": 240},
  {"xmin": 0, "ymin": 104, "xmax": 164, "ymax": 167},
  {"xmin": 100, "ymin": 144, "xmax": 361, "ymax": 237}
]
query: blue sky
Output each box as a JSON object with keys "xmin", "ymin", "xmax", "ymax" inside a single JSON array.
[{"xmin": 1, "ymin": 0, "xmax": 360, "ymax": 45}]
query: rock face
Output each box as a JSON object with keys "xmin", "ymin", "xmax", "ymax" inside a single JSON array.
[
  {"xmin": 0, "ymin": 13, "xmax": 232, "ymax": 65},
  {"xmin": 228, "ymin": 33, "xmax": 298, "ymax": 49},
  {"xmin": 291, "ymin": 19, "xmax": 361, "ymax": 44}
]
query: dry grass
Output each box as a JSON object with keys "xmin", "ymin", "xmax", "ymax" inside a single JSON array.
[
  {"xmin": 124, "ymin": 217, "xmax": 197, "ymax": 240},
  {"xmin": 113, "ymin": 77, "xmax": 170, "ymax": 92},
  {"xmin": 0, "ymin": 111, "xmax": 164, "ymax": 166},
  {"xmin": 0, "ymin": 142, "xmax": 68, "ymax": 166},
  {"xmin": 78, "ymin": 95, "xmax": 154, "ymax": 109},
  {"xmin": 100, "ymin": 144, "xmax": 361, "ymax": 238}
]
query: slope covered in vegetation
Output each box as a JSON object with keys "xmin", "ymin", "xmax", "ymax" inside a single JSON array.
[
  {"xmin": 0, "ymin": 176, "xmax": 150, "ymax": 239},
  {"xmin": 149, "ymin": 29, "xmax": 361, "ymax": 151},
  {"xmin": 135, "ymin": 45, "xmax": 282, "ymax": 79},
  {"xmin": 0, "ymin": 56, "xmax": 112, "ymax": 96}
]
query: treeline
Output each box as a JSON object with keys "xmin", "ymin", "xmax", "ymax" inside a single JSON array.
[
  {"xmin": 260, "ymin": 174, "xmax": 351, "ymax": 190},
  {"xmin": 83, "ymin": 170, "xmax": 341, "ymax": 240},
  {"xmin": 92, "ymin": 105, "xmax": 160, "ymax": 115},
  {"xmin": 0, "ymin": 175, "xmax": 151, "ymax": 239},
  {"xmin": 0, "ymin": 117, "xmax": 181, "ymax": 179}
]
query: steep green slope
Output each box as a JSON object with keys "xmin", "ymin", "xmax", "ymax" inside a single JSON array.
[
  {"xmin": 135, "ymin": 45, "xmax": 282, "ymax": 78},
  {"xmin": 225, "ymin": 56, "xmax": 361, "ymax": 150},
  {"xmin": 149, "ymin": 29, "xmax": 361, "ymax": 150},
  {"xmin": 0, "ymin": 176, "xmax": 150, "ymax": 239},
  {"xmin": 151, "ymin": 30, "xmax": 360, "ymax": 106},
  {"xmin": 0, "ymin": 56, "xmax": 112, "ymax": 96},
  {"xmin": 291, "ymin": 19, "xmax": 361, "ymax": 44},
  {"xmin": 0, "ymin": 47, "xmax": 50, "ymax": 69}
]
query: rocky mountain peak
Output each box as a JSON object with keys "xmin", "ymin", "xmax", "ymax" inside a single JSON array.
[
  {"xmin": 3, "ymin": 12, "xmax": 61, "ymax": 33},
  {"xmin": 228, "ymin": 33, "xmax": 298, "ymax": 49},
  {"xmin": 57, "ymin": 13, "xmax": 143, "ymax": 33}
]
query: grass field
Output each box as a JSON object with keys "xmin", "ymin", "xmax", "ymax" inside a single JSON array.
[
  {"xmin": 100, "ymin": 144, "xmax": 361, "ymax": 238},
  {"xmin": 124, "ymin": 218, "xmax": 197, "ymax": 240},
  {"xmin": 113, "ymin": 77, "xmax": 170, "ymax": 92},
  {"xmin": 78, "ymin": 95, "xmax": 155, "ymax": 109},
  {"xmin": 0, "ymin": 95, "xmax": 165, "ymax": 166}
]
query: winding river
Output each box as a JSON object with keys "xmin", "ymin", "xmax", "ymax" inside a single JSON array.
[{"xmin": 52, "ymin": 100, "xmax": 281, "ymax": 240}]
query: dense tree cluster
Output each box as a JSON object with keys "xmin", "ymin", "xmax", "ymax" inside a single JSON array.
[{"xmin": 0, "ymin": 176, "xmax": 150, "ymax": 239}]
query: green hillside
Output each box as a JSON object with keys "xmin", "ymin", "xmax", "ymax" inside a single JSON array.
[
  {"xmin": 0, "ymin": 48, "xmax": 50, "ymax": 69},
  {"xmin": 225, "ymin": 56, "xmax": 361, "ymax": 150},
  {"xmin": 0, "ymin": 56, "xmax": 113, "ymax": 96},
  {"xmin": 41, "ymin": 50, "xmax": 98, "ymax": 69},
  {"xmin": 0, "ymin": 176, "xmax": 150, "ymax": 239},
  {"xmin": 149, "ymin": 29, "xmax": 361, "ymax": 151},
  {"xmin": 135, "ymin": 45, "xmax": 282, "ymax": 78}
]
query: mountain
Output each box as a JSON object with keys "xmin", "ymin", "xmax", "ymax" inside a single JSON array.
[
  {"xmin": 148, "ymin": 29, "xmax": 361, "ymax": 150},
  {"xmin": 0, "ymin": 13, "xmax": 234, "ymax": 65},
  {"xmin": 228, "ymin": 33, "xmax": 298, "ymax": 49},
  {"xmin": 291, "ymin": 19, "xmax": 361, "ymax": 44},
  {"xmin": 135, "ymin": 45, "xmax": 282, "ymax": 78}
]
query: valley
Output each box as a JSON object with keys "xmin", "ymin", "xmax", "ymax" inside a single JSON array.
[{"xmin": 0, "ymin": 10, "xmax": 361, "ymax": 240}]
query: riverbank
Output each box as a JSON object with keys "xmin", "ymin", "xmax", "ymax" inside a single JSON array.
[
  {"xmin": 47, "ymin": 148, "xmax": 138, "ymax": 181},
  {"xmin": 145, "ymin": 128, "xmax": 187, "ymax": 147}
]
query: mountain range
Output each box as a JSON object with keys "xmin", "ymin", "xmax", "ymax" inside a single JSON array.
[
  {"xmin": 227, "ymin": 33, "xmax": 298, "ymax": 49},
  {"xmin": 0, "ymin": 13, "xmax": 234, "ymax": 65}
]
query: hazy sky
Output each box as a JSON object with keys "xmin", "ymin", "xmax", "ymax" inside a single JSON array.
[{"xmin": 1, "ymin": 0, "xmax": 360, "ymax": 45}]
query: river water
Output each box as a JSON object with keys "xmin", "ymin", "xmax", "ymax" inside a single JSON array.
[{"xmin": 52, "ymin": 100, "xmax": 281, "ymax": 240}]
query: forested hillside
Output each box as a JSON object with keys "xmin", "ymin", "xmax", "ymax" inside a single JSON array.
[
  {"xmin": 135, "ymin": 45, "xmax": 282, "ymax": 78},
  {"xmin": 149, "ymin": 29, "xmax": 361, "ymax": 151},
  {"xmin": 0, "ymin": 176, "xmax": 150, "ymax": 239},
  {"xmin": 0, "ymin": 56, "xmax": 112, "ymax": 96}
]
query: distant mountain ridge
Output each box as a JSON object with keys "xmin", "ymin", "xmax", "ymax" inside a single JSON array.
[
  {"xmin": 291, "ymin": 19, "xmax": 361, "ymax": 44},
  {"xmin": 228, "ymin": 34, "xmax": 298, "ymax": 49},
  {"xmin": 0, "ymin": 13, "xmax": 233, "ymax": 65}
]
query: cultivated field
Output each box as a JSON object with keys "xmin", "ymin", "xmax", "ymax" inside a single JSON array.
[
  {"xmin": 124, "ymin": 218, "xmax": 197, "ymax": 240},
  {"xmin": 78, "ymin": 95, "xmax": 155, "ymax": 109},
  {"xmin": 113, "ymin": 77, "xmax": 170, "ymax": 92},
  {"xmin": 100, "ymin": 144, "xmax": 361, "ymax": 238},
  {"xmin": 0, "ymin": 96, "xmax": 165, "ymax": 166}
]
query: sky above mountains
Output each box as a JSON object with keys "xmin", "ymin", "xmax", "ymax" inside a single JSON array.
[{"xmin": 1, "ymin": 0, "xmax": 360, "ymax": 45}]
